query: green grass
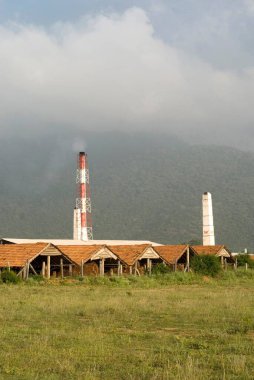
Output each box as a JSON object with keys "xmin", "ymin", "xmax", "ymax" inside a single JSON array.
[{"xmin": 0, "ymin": 272, "xmax": 254, "ymax": 379}]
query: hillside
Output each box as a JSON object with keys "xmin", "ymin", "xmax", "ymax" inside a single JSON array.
[{"xmin": 0, "ymin": 131, "xmax": 253, "ymax": 250}]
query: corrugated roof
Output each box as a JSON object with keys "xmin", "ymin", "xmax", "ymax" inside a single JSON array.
[
  {"xmin": 3, "ymin": 238, "xmax": 162, "ymax": 246},
  {"xmin": 108, "ymin": 245, "xmax": 150, "ymax": 265},
  {"xmin": 154, "ymin": 245, "xmax": 189, "ymax": 265},
  {"xmin": 0, "ymin": 243, "xmax": 49, "ymax": 267},
  {"xmin": 57, "ymin": 245, "xmax": 102, "ymax": 265}
]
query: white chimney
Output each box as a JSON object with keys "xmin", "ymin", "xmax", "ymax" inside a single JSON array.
[
  {"xmin": 73, "ymin": 208, "xmax": 81, "ymax": 240},
  {"xmin": 202, "ymin": 192, "xmax": 215, "ymax": 246}
]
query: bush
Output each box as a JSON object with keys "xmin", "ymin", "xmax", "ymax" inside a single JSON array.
[
  {"xmin": 152, "ymin": 263, "xmax": 171, "ymax": 275},
  {"xmin": 1, "ymin": 269, "xmax": 20, "ymax": 284},
  {"xmin": 236, "ymin": 254, "xmax": 254, "ymax": 269},
  {"xmin": 191, "ymin": 255, "xmax": 221, "ymax": 277},
  {"xmin": 25, "ymin": 275, "xmax": 45, "ymax": 285}
]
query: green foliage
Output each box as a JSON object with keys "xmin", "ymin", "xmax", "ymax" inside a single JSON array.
[
  {"xmin": 223, "ymin": 268, "xmax": 254, "ymax": 280},
  {"xmin": 31, "ymin": 274, "xmax": 44, "ymax": 281},
  {"xmin": 236, "ymin": 254, "xmax": 254, "ymax": 268},
  {"xmin": 191, "ymin": 255, "xmax": 221, "ymax": 277},
  {"xmin": 188, "ymin": 239, "xmax": 202, "ymax": 246},
  {"xmin": 151, "ymin": 263, "xmax": 171, "ymax": 274},
  {"xmin": 1, "ymin": 269, "xmax": 20, "ymax": 284},
  {"xmin": 25, "ymin": 275, "xmax": 45, "ymax": 285}
]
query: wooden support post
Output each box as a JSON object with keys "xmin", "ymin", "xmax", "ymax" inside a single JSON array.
[
  {"xmin": 134, "ymin": 261, "xmax": 138, "ymax": 276},
  {"xmin": 146, "ymin": 258, "xmax": 150, "ymax": 275},
  {"xmin": 187, "ymin": 246, "xmax": 190, "ymax": 272},
  {"xmin": 129, "ymin": 266, "xmax": 133, "ymax": 275},
  {"xmin": 42, "ymin": 261, "xmax": 46, "ymax": 277},
  {"xmin": 60, "ymin": 258, "xmax": 64, "ymax": 279},
  {"xmin": 120, "ymin": 263, "xmax": 123, "ymax": 276},
  {"xmin": 47, "ymin": 255, "xmax": 50, "ymax": 279},
  {"xmin": 69, "ymin": 264, "xmax": 73, "ymax": 277},
  {"xmin": 29, "ymin": 263, "xmax": 37, "ymax": 276},
  {"xmin": 149, "ymin": 260, "xmax": 152, "ymax": 275},
  {"xmin": 174, "ymin": 262, "xmax": 177, "ymax": 272},
  {"xmin": 245, "ymin": 262, "xmax": 248, "ymax": 271},
  {"xmin": 235, "ymin": 257, "xmax": 238, "ymax": 270},
  {"xmin": 23, "ymin": 265, "xmax": 26, "ymax": 280},
  {"xmin": 100, "ymin": 258, "xmax": 105, "ymax": 276},
  {"xmin": 221, "ymin": 256, "xmax": 224, "ymax": 268},
  {"xmin": 17, "ymin": 267, "xmax": 25, "ymax": 278},
  {"xmin": 117, "ymin": 260, "xmax": 121, "ymax": 276},
  {"xmin": 26, "ymin": 262, "xmax": 30, "ymax": 279},
  {"xmin": 80, "ymin": 259, "xmax": 84, "ymax": 277}
]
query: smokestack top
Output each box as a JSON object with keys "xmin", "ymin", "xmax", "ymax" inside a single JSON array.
[{"xmin": 203, "ymin": 192, "xmax": 212, "ymax": 198}]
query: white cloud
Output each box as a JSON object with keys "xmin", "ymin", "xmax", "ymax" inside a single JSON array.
[
  {"xmin": 0, "ymin": 7, "xmax": 254, "ymax": 146},
  {"xmin": 245, "ymin": 0, "xmax": 254, "ymax": 12},
  {"xmin": 149, "ymin": 1, "xmax": 167, "ymax": 14}
]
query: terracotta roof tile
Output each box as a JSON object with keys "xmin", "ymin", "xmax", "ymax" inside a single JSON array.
[
  {"xmin": 192, "ymin": 245, "xmax": 226, "ymax": 255},
  {"xmin": 57, "ymin": 245, "xmax": 103, "ymax": 265},
  {"xmin": 108, "ymin": 245, "xmax": 150, "ymax": 265},
  {"xmin": 154, "ymin": 245, "xmax": 189, "ymax": 265},
  {"xmin": 0, "ymin": 243, "xmax": 49, "ymax": 267}
]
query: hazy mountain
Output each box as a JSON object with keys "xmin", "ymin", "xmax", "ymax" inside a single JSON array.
[{"xmin": 0, "ymin": 131, "xmax": 253, "ymax": 251}]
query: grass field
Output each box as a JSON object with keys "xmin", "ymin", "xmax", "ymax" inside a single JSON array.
[{"xmin": 0, "ymin": 272, "xmax": 254, "ymax": 379}]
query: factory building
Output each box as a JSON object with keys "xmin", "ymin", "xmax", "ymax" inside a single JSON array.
[{"xmin": 0, "ymin": 152, "xmax": 233, "ymax": 278}]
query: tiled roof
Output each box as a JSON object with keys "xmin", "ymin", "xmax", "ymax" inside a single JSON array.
[
  {"xmin": 154, "ymin": 245, "xmax": 189, "ymax": 265},
  {"xmin": 57, "ymin": 245, "xmax": 103, "ymax": 265},
  {"xmin": 0, "ymin": 243, "xmax": 49, "ymax": 267},
  {"xmin": 107, "ymin": 245, "xmax": 150, "ymax": 265},
  {"xmin": 192, "ymin": 245, "xmax": 226, "ymax": 255}
]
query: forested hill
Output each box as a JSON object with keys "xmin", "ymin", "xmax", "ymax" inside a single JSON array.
[{"xmin": 0, "ymin": 131, "xmax": 253, "ymax": 251}]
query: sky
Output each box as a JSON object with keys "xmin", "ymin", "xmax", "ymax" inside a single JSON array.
[{"xmin": 0, "ymin": 0, "xmax": 254, "ymax": 148}]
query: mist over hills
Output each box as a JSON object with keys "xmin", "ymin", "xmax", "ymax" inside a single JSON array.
[{"xmin": 0, "ymin": 132, "xmax": 253, "ymax": 251}]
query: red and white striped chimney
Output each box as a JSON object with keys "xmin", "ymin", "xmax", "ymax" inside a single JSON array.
[{"xmin": 73, "ymin": 152, "xmax": 93, "ymax": 241}]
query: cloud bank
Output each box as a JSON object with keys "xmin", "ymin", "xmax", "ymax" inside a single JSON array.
[{"xmin": 0, "ymin": 7, "xmax": 254, "ymax": 147}]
